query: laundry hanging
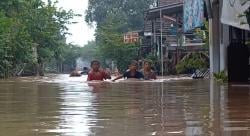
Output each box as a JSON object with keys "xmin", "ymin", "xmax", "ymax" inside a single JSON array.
[{"xmin": 183, "ymin": 0, "xmax": 204, "ymax": 32}]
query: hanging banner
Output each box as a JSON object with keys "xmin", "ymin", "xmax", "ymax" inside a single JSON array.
[
  {"xmin": 221, "ymin": 0, "xmax": 250, "ymax": 30},
  {"xmin": 183, "ymin": 0, "xmax": 204, "ymax": 32}
]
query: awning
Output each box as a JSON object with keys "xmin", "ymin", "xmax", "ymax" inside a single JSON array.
[
  {"xmin": 146, "ymin": 2, "xmax": 183, "ymax": 20},
  {"xmin": 221, "ymin": 0, "xmax": 250, "ymax": 30}
]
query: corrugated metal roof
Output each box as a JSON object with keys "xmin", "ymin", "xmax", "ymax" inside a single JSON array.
[
  {"xmin": 158, "ymin": 0, "xmax": 183, "ymax": 7},
  {"xmin": 146, "ymin": 2, "xmax": 183, "ymax": 19}
]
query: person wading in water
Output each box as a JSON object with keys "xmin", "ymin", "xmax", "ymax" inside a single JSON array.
[
  {"xmin": 140, "ymin": 60, "xmax": 157, "ymax": 80},
  {"xmin": 112, "ymin": 60, "xmax": 144, "ymax": 81},
  {"xmin": 87, "ymin": 60, "xmax": 111, "ymax": 81}
]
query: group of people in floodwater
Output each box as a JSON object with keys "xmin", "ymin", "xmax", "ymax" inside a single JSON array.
[{"xmin": 86, "ymin": 60, "xmax": 157, "ymax": 82}]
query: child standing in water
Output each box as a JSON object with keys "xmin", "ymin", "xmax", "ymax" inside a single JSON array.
[
  {"xmin": 141, "ymin": 60, "xmax": 157, "ymax": 80},
  {"xmin": 112, "ymin": 60, "xmax": 144, "ymax": 81},
  {"xmin": 87, "ymin": 60, "xmax": 111, "ymax": 81}
]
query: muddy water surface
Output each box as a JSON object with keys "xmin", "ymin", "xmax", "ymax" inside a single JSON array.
[{"xmin": 0, "ymin": 74, "xmax": 250, "ymax": 136}]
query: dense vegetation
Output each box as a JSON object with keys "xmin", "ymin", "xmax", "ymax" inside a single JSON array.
[
  {"xmin": 176, "ymin": 53, "xmax": 209, "ymax": 74},
  {"xmin": 83, "ymin": 0, "xmax": 156, "ymax": 72},
  {"xmin": 1, "ymin": 0, "xmax": 210, "ymax": 77},
  {"xmin": 0, "ymin": 0, "xmax": 80, "ymax": 78},
  {"xmin": 176, "ymin": 21, "xmax": 209, "ymax": 74}
]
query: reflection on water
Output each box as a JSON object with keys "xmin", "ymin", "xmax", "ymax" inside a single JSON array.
[{"xmin": 0, "ymin": 74, "xmax": 249, "ymax": 136}]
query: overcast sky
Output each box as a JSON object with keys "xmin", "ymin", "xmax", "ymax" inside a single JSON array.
[{"xmin": 55, "ymin": 0, "xmax": 95, "ymax": 46}]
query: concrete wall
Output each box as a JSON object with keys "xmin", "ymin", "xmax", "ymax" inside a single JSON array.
[{"xmin": 209, "ymin": 0, "xmax": 230, "ymax": 77}]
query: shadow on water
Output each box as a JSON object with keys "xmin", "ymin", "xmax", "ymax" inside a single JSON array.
[{"xmin": 0, "ymin": 74, "xmax": 249, "ymax": 136}]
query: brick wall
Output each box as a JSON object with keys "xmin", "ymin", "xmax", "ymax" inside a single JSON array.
[{"xmin": 158, "ymin": 0, "xmax": 183, "ymax": 6}]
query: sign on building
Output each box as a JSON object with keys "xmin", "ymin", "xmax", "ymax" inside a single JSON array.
[{"xmin": 124, "ymin": 32, "xmax": 139, "ymax": 44}]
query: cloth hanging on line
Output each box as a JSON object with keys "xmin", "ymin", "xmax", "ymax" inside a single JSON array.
[{"xmin": 183, "ymin": 0, "xmax": 204, "ymax": 32}]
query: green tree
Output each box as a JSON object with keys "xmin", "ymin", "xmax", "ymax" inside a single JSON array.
[
  {"xmin": 195, "ymin": 21, "xmax": 209, "ymax": 50},
  {"xmin": 62, "ymin": 44, "xmax": 82, "ymax": 69},
  {"xmin": 85, "ymin": 0, "xmax": 156, "ymax": 71},
  {"xmin": 176, "ymin": 53, "xmax": 209, "ymax": 74},
  {"xmin": 81, "ymin": 41, "xmax": 98, "ymax": 60},
  {"xmin": 0, "ymin": 0, "xmax": 78, "ymax": 78},
  {"xmin": 95, "ymin": 14, "xmax": 139, "ymax": 71},
  {"xmin": 86, "ymin": 0, "xmax": 155, "ymax": 30},
  {"xmin": 0, "ymin": 1, "xmax": 34, "ymax": 78}
]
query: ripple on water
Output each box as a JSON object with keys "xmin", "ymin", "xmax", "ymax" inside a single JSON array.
[{"xmin": 0, "ymin": 74, "xmax": 250, "ymax": 136}]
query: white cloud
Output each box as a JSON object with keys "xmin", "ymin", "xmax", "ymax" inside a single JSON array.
[{"xmin": 54, "ymin": 0, "xmax": 95, "ymax": 46}]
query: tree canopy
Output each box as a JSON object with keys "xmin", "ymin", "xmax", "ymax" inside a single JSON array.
[
  {"xmin": 0, "ymin": 0, "xmax": 79, "ymax": 78},
  {"xmin": 84, "ymin": 0, "xmax": 156, "ymax": 71},
  {"xmin": 86, "ymin": 0, "xmax": 156, "ymax": 31}
]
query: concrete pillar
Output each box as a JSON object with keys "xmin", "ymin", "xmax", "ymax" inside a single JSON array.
[
  {"xmin": 220, "ymin": 25, "xmax": 229, "ymax": 72},
  {"xmin": 209, "ymin": 0, "xmax": 221, "ymax": 77},
  {"xmin": 210, "ymin": 79, "xmax": 222, "ymax": 135},
  {"xmin": 219, "ymin": 0, "xmax": 229, "ymax": 72}
]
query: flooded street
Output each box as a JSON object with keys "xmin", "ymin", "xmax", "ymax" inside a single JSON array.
[{"xmin": 0, "ymin": 75, "xmax": 250, "ymax": 136}]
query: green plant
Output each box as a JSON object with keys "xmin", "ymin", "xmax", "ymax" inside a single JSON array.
[
  {"xmin": 195, "ymin": 21, "xmax": 209, "ymax": 50},
  {"xmin": 145, "ymin": 53, "xmax": 157, "ymax": 64},
  {"xmin": 176, "ymin": 53, "xmax": 209, "ymax": 74},
  {"xmin": 213, "ymin": 71, "xmax": 228, "ymax": 83},
  {"xmin": 239, "ymin": 1, "xmax": 250, "ymax": 25},
  {"xmin": 0, "ymin": 0, "xmax": 79, "ymax": 77}
]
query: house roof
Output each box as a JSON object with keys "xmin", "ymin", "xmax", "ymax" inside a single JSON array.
[{"xmin": 146, "ymin": 2, "xmax": 183, "ymax": 20}]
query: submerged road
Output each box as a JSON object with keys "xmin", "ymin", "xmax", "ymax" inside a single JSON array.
[{"xmin": 0, "ymin": 74, "xmax": 249, "ymax": 136}]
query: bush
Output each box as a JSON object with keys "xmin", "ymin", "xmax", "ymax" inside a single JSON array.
[
  {"xmin": 176, "ymin": 53, "xmax": 209, "ymax": 74},
  {"xmin": 213, "ymin": 71, "xmax": 228, "ymax": 83}
]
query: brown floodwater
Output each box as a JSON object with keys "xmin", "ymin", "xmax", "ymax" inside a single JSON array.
[{"xmin": 0, "ymin": 74, "xmax": 250, "ymax": 136}]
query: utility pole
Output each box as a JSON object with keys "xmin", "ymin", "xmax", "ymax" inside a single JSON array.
[
  {"xmin": 160, "ymin": 9, "xmax": 164, "ymax": 77},
  {"xmin": 176, "ymin": 14, "xmax": 179, "ymax": 65}
]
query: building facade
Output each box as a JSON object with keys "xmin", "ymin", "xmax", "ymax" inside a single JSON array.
[
  {"xmin": 208, "ymin": 0, "xmax": 250, "ymax": 82},
  {"xmin": 140, "ymin": 0, "xmax": 205, "ymax": 74}
]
